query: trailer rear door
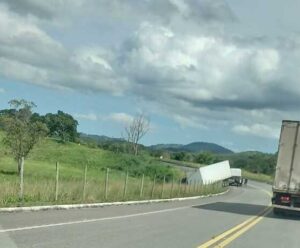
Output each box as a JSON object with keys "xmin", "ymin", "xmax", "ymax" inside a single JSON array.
[{"xmin": 274, "ymin": 121, "xmax": 300, "ymax": 192}]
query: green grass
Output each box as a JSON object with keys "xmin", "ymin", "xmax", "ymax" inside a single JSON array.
[
  {"xmin": 159, "ymin": 158, "xmax": 203, "ymax": 168},
  {"xmin": 0, "ymin": 134, "xmax": 226, "ymax": 207},
  {"xmin": 242, "ymin": 170, "xmax": 274, "ymax": 184}
]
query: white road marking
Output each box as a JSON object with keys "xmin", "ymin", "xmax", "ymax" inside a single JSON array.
[{"xmin": 0, "ymin": 205, "xmax": 194, "ymax": 233}]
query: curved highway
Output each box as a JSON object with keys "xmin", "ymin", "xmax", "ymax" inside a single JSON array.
[{"xmin": 0, "ymin": 181, "xmax": 299, "ymax": 248}]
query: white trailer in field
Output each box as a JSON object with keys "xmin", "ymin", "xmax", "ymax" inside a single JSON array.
[{"xmin": 187, "ymin": 160, "xmax": 231, "ymax": 185}]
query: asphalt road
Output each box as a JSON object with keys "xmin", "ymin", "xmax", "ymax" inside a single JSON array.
[{"xmin": 0, "ymin": 181, "xmax": 299, "ymax": 248}]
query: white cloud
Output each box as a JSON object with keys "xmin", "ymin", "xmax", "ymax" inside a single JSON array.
[
  {"xmin": 0, "ymin": 5, "xmax": 128, "ymax": 94},
  {"xmin": 122, "ymin": 23, "xmax": 284, "ymax": 105},
  {"xmin": 73, "ymin": 112, "xmax": 135, "ymax": 124},
  {"xmin": 172, "ymin": 114, "xmax": 206, "ymax": 129},
  {"xmin": 104, "ymin": 113, "xmax": 134, "ymax": 125},
  {"xmin": 0, "ymin": 88, "xmax": 5, "ymax": 93},
  {"xmin": 73, "ymin": 113, "xmax": 98, "ymax": 121},
  {"xmin": 232, "ymin": 124, "xmax": 280, "ymax": 139},
  {"xmin": 1, "ymin": 0, "xmax": 300, "ymax": 145}
]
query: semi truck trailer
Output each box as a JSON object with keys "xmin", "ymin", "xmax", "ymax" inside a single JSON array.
[
  {"xmin": 187, "ymin": 160, "xmax": 231, "ymax": 185},
  {"xmin": 272, "ymin": 120, "xmax": 300, "ymax": 214}
]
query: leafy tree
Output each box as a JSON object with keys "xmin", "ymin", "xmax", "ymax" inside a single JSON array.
[
  {"xmin": 194, "ymin": 152, "xmax": 215, "ymax": 164},
  {"xmin": 44, "ymin": 111, "xmax": 78, "ymax": 142},
  {"xmin": 172, "ymin": 152, "xmax": 187, "ymax": 161},
  {"xmin": 0, "ymin": 109, "xmax": 16, "ymax": 130},
  {"xmin": 30, "ymin": 112, "xmax": 45, "ymax": 123},
  {"xmin": 1, "ymin": 99, "xmax": 48, "ymax": 174}
]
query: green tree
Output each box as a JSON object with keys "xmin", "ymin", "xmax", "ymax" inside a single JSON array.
[
  {"xmin": 45, "ymin": 111, "xmax": 78, "ymax": 142},
  {"xmin": 195, "ymin": 152, "xmax": 215, "ymax": 165},
  {"xmin": 172, "ymin": 152, "xmax": 187, "ymax": 161},
  {"xmin": 1, "ymin": 99, "xmax": 48, "ymax": 174}
]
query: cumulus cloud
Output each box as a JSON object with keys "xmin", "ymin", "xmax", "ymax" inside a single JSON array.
[
  {"xmin": 73, "ymin": 113, "xmax": 98, "ymax": 121},
  {"xmin": 0, "ymin": 0, "xmax": 236, "ymax": 25},
  {"xmin": 232, "ymin": 124, "xmax": 280, "ymax": 139},
  {"xmin": 0, "ymin": 0, "xmax": 85, "ymax": 22},
  {"xmin": 104, "ymin": 113, "xmax": 134, "ymax": 125},
  {"xmin": 73, "ymin": 112, "xmax": 135, "ymax": 125},
  {"xmin": 121, "ymin": 22, "xmax": 300, "ymax": 119},
  {"xmin": 0, "ymin": 4, "xmax": 128, "ymax": 94},
  {"xmin": 111, "ymin": 21, "xmax": 300, "ymax": 136},
  {"xmin": 120, "ymin": 23, "xmax": 285, "ymax": 109},
  {"xmin": 1, "ymin": 0, "xmax": 300, "ymax": 144}
]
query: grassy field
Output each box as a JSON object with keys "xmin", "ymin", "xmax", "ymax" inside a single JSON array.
[
  {"xmin": 242, "ymin": 170, "xmax": 274, "ymax": 184},
  {"xmin": 159, "ymin": 158, "xmax": 203, "ymax": 168},
  {"xmin": 0, "ymin": 133, "xmax": 225, "ymax": 207}
]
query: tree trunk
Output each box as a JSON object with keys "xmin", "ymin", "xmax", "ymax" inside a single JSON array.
[
  {"xmin": 134, "ymin": 143, "xmax": 138, "ymax": 156},
  {"xmin": 18, "ymin": 158, "xmax": 22, "ymax": 175}
]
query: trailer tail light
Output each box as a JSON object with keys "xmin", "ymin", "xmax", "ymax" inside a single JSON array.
[{"xmin": 280, "ymin": 195, "xmax": 291, "ymax": 203}]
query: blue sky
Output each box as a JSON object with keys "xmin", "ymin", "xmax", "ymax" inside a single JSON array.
[{"xmin": 1, "ymin": 0, "xmax": 300, "ymax": 153}]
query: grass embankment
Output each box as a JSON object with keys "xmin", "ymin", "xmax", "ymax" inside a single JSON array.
[
  {"xmin": 159, "ymin": 158, "xmax": 202, "ymax": 169},
  {"xmin": 0, "ymin": 135, "xmax": 225, "ymax": 207},
  {"xmin": 242, "ymin": 170, "xmax": 274, "ymax": 184}
]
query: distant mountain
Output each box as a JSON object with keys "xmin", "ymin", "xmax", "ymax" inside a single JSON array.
[
  {"xmin": 79, "ymin": 133, "xmax": 125, "ymax": 144},
  {"xmin": 80, "ymin": 133, "xmax": 233, "ymax": 154},
  {"xmin": 149, "ymin": 142, "xmax": 233, "ymax": 154},
  {"xmin": 148, "ymin": 144, "xmax": 182, "ymax": 150},
  {"xmin": 182, "ymin": 142, "xmax": 233, "ymax": 154}
]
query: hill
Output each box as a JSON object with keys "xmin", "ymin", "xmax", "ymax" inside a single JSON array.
[
  {"xmin": 0, "ymin": 131, "xmax": 225, "ymax": 207},
  {"xmin": 79, "ymin": 133, "xmax": 125, "ymax": 144},
  {"xmin": 79, "ymin": 133, "xmax": 233, "ymax": 154},
  {"xmin": 149, "ymin": 142, "xmax": 233, "ymax": 154},
  {"xmin": 182, "ymin": 142, "xmax": 233, "ymax": 154},
  {"xmin": 0, "ymin": 132, "xmax": 186, "ymax": 206},
  {"xmin": 148, "ymin": 144, "xmax": 182, "ymax": 150}
]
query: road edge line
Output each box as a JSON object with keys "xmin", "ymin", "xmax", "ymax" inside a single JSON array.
[{"xmin": 0, "ymin": 189, "xmax": 229, "ymax": 213}]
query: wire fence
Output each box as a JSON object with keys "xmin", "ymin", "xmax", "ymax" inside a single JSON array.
[{"xmin": 0, "ymin": 160, "xmax": 227, "ymax": 207}]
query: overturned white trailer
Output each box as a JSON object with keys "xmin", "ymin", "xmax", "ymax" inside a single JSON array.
[{"xmin": 187, "ymin": 160, "xmax": 231, "ymax": 185}]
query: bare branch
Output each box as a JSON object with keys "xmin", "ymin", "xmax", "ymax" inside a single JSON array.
[{"xmin": 124, "ymin": 113, "xmax": 150, "ymax": 155}]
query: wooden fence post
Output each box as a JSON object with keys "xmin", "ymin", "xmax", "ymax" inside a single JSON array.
[
  {"xmin": 123, "ymin": 171, "xmax": 129, "ymax": 200},
  {"xmin": 161, "ymin": 176, "xmax": 165, "ymax": 199},
  {"xmin": 19, "ymin": 157, "xmax": 24, "ymax": 202},
  {"xmin": 151, "ymin": 175, "xmax": 156, "ymax": 199},
  {"xmin": 105, "ymin": 168, "xmax": 109, "ymax": 200},
  {"xmin": 184, "ymin": 173, "xmax": 187, "ymax": 195},
  {"xmin": 55, "ymin": 161, "xmax": 59, "ymax": 202},
  {"xmin": 82, "ymin": 164, "xmax": 87, "ymax": 201},
  {"xmin": 178, "ymin": 179, "xmax": 182, "ymax": 196},
  {"xmin": 170, "ymin": 177, "xmax": 174, "ymax": 198},
  {"xmin": 188, "ymin": 182, "xmax": 191, "ymax": 194},
  {"xmin": 139, "ymin": 174, "xmax": 144, "ymax": 198}
]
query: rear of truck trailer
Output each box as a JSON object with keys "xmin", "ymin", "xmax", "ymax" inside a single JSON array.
[{"xmin": 272, "ymin": 120, "xmax": 300, "ymax": 214}]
